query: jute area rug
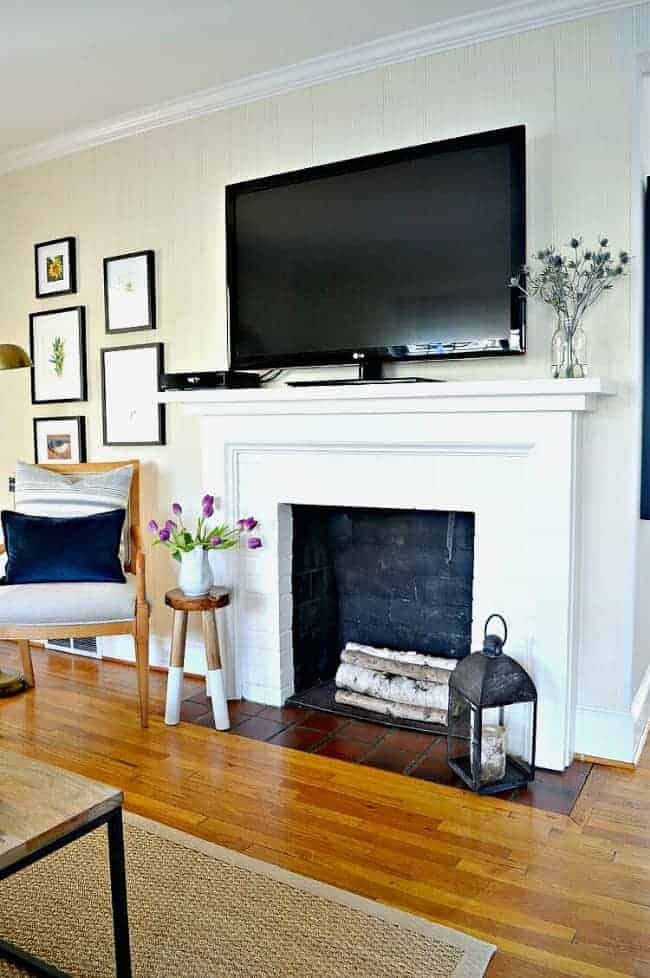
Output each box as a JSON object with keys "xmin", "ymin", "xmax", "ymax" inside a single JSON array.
[{"xmin": 0, "ymin": 812, "xmax": 495, "ymax": 978}]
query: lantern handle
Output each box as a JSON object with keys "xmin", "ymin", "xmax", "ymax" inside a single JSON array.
[{"xmin": 484, "ymin": 614, "xmax": 508, "ymax": 646}]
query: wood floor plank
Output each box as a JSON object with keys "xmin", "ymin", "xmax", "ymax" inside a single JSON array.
[{"xmin": 1, "ymin": 642, "xmax": 649, "ymax": 978}]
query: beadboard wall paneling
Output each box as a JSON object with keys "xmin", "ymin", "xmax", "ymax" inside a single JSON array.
[{"xmin": 0, "ymin": 10, "xmax": 639, "ymax": 720}]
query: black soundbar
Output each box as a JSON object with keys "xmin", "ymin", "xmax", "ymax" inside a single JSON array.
[{"xmin": 160, "ymin": 370, "xmax": 261, "ymax": 391}]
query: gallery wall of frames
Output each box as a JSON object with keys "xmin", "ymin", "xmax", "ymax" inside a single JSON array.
[{"xmin": 30, "ymin": 238, "xmax": 165, "ymax": 465}]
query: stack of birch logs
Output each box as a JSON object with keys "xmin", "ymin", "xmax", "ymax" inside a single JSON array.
[{"xmin": 335, "ymin": 641, "xmax": 458, "ymax": 726}]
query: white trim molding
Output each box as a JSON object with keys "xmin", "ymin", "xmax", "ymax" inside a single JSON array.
[
  {"xmin": 632, "ymin": 663, "xmax": 650, "ymax": 762},
  {"xmin": 97, "ymin": 633, "xmax": 210, "ymax": 677},
  {"xmin": 0, "ymin": 0, "xmax": 641, "ymax": 176},
  {"xmin": 574, "ymin": 666, "xmax": 650, "ymax": 766},
  {"xmin": 575, "ymin": 705, "xmax": 637, "ymax": 764}
]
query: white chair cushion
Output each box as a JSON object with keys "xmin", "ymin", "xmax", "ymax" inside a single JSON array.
[{"xmin": 0, "ymin": 576, "xmax": 136, "ymax": 626}]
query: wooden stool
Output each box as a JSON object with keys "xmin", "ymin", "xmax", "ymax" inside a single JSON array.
[{"xmin": 164, "ymin": 587, "xmax": 230, "ymax": 730}]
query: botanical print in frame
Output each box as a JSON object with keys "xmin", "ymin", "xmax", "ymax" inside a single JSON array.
[
  {"xmin": 33, "ymin": 416, "xmax": 87, "ymax": 464},
  {"xmin": 104, "ymin": 250, "xmax": 156, "ymax": 333},
  {"xmin": 34, "ymin": 237, "xmax": 77, "ymax": 298},
  {"xmin": 101, "ymin": 343, "xmax": 165, "ymax": 446},
  {"xmin": 29, "ymin": 307, "xmax": 87, "ymax": 405}
]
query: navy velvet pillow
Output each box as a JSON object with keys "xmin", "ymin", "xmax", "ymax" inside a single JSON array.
[{"xmin": 1, "ymin": 509, "xmax": 126, "ymax": 585}]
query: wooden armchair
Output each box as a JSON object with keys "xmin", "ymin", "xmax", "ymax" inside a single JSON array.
[{"xmin": 0, "ymin": 460, "xmax": 150, "ymax": 727}]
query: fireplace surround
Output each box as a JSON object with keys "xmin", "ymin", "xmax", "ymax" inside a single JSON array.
[{"xmin": 161, "ymin": 378, "xmax": 615, "ymax": 770}]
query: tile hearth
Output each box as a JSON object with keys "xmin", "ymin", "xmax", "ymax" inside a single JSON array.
[{"xmin": 180, "ymin": 693, "xmax": 591, "ymax": 815}]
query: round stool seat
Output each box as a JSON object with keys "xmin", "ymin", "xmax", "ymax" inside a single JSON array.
[{"xmin": 164, "ymin": 587, "xmax": 230, "ymax": 612}]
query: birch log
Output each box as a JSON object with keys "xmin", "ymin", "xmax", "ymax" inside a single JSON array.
[
  {"xmin": 335, "ymin": 663, "xmax": 449, "ymax": 710},
  {"xmin": 341, "ymin": 644, "xmax": 456, "ymax": 684},
  {"xmin": 335, "ymin": 689, "xmax": 447, "ymax": 725}
]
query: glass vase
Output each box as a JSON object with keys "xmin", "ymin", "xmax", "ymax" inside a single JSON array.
[{"xmin": 551, "ymin": 318, "xmax": 587, "ymax": 379}]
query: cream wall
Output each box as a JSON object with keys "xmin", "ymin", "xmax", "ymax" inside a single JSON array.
[{"xmin": 0, "ymin": 9, "xmax": 643, "ymax": 724}]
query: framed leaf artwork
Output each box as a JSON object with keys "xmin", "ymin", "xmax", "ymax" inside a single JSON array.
[
  {"xmin": 103, "ymin": 250, "xmax": 156, "ymax": 333},
  {"xmin": 29, "ymin": 307, "xmax": 87, "ymax": 404}
]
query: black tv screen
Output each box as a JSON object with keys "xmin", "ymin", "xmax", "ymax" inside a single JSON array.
[{"xmin": 227, "ymin": 125, "xmax": 526, "ymax": 371}]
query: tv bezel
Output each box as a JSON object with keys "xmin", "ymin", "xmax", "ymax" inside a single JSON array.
[{"xmin": 226, "ymin": 124, "xmax": 526, "ymax": 372}]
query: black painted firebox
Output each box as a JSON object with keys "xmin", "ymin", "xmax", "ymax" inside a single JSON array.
[{"xmin": 291, "ymin": 505, "xmax": 475, "ymax": 694}]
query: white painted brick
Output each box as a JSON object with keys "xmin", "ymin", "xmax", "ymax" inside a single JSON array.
[
  {"xmin": 239, "ymin": 628, "xmax": 279, "ymax": 653},
  {"xmin": 278, "ymin": 574, "xmax": 292, "ymax": 597},
  {"xmin": 278, "ymin": 594, "xmax": 293, "ymax": 630},
  {"xmin": 240, "ymin": 591, "xmax": 277, "ymax": 620},
  {"xmin": 241, "ymin": 682, "xmax": 284, "ymax": 707}
]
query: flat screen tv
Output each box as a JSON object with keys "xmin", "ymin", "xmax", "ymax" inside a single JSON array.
[{"xmin": 226, "ymin": 125, "xmax": 526, "ymax": 380}]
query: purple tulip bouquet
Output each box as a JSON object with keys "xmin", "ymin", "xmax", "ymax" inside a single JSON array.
[{"xmin": 148, "ymin": 495, "xmax": 262, "ymax": 562}]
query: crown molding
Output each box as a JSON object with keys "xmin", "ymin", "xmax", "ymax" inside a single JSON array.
[{"xmin": 0, "ymin": 0, "xmax": 641, "ymax": 176}]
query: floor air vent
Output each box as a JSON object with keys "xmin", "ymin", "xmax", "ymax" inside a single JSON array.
[{"xmin": 45, "ymin": 637, "xmax": 99, "ymax": 658}]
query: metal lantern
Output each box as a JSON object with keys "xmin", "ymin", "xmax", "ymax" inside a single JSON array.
[{"xmin": 447, "ymin": 614, "xmax": 537, "ymax": 794}]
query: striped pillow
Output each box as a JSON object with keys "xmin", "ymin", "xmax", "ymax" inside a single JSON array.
[{"xmin": 14, "ymin": 461, "xmax": 133, "ymax": 566}]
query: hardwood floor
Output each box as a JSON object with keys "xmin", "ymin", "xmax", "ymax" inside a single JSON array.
[
  {"xmin": 1, "ymin": 642, "xmax": 649, "ymax": 978},
  {"xmin": 179, "ymin": 690, "xmax": 592, "ymax": 815}
]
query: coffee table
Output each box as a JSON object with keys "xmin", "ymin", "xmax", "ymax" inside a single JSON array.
[{"xmin": 0, "ymin": 749, "xmax": 132, "ymax": 977}]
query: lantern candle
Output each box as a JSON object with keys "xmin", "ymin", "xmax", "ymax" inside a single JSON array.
[{"xmin": 478, "ymin": 723, "xmax": 507, "ymax": 783}]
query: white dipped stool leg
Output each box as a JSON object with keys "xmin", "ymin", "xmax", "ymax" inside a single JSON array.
[
  {"xmin": 202, "ymin": 610, "xmax": 230, "ymax": 730},
  {"xmin": 165, "ymin": 610, "xmax": 188, "ymax": 725},
  {"xmin": 207, "ymin": 669, "xmax": 230, "ymax": 730}
]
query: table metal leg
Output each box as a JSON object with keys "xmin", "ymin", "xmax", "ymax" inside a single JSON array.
[
  {"xmin": 107, "ymin": 809, "xmax": 133, "ymax": 978},
  {"xmin": 0, "ymin": 937, "xmax": 71, "ymax": 977},
  {"xmin": 0, "ymin": 808, "xmax": 133, "ymax": 978}
]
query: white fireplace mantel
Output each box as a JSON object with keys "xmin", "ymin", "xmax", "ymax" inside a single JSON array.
[
  {"xmin": 160, "ymin": 377, "xmax": 615, "ymax": 416},
  {"xmin": 162, "ymin": 377, "xmax": 615, "ymax": 771}
]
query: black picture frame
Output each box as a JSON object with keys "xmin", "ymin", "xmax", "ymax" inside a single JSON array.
[
  {"xmin": 103, "ymin": 250, "xmax": 156, "ymax": 333},
  {"xmin": 33, "ymin": 416, "xmax": 87, "ymax": 464},
  {"xmin": 29, "ymin": 306, "xmax": 87, "ymax": 405},
  {"xmin": 101, "ymin": 342, "xmax": 166, "ymax": 446},
  {"xmin": 34, "ymin": 237, "xmax": 77, "ymax": 298}
]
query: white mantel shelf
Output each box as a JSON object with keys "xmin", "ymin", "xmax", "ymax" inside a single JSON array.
[{"xmin": 159, "ymin": 377, "xmax": 615, "ymax": 416}]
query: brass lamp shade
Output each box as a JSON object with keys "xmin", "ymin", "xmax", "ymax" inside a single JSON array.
[{"xmin": 0, "ymin": 344, "xmax": 31, "ymax": 370}]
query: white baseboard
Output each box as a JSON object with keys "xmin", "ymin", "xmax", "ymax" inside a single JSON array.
[
  {"xmin": 98, "ymin": 634, "xmax": 284, "ymax": 705},
  {"xmin": 96, "ymin": 634, "xmax": 208, "ymax": 677},
  {"xmin": 574, "ymin": 666, "xmax": 650, "ymax": 765},
  {"xmin": 574, "ymin": 705, "xmax": 636, "ymax": 763},
  {"xmin": 632, "ymin": 664, "xmax": 650, "ymax": 763},
  {"xmin": 634, "ymin": 718, "xmax": 650, "ymax": 765}
]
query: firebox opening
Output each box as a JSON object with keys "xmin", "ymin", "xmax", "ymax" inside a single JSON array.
[{"xmin": 289, "ymin": 505, "xmax": 475, "ymax": 701}]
